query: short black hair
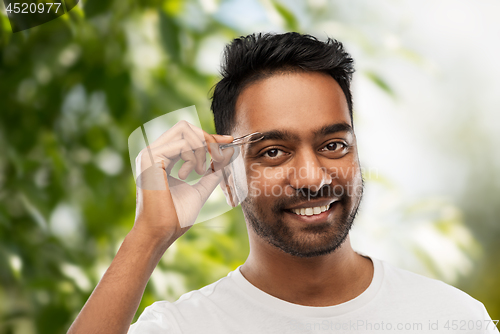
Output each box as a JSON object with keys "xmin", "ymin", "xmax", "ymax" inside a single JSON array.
[{"xmin": 211, "ymin": 32, "xmax": 355, "ymax": 135}]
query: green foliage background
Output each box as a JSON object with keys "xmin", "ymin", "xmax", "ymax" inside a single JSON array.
[{"xmin": 0, "ymin": 0, "xmax": 498, "ymax": 333}]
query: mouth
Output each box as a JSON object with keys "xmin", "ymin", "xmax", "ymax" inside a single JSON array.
[
  {"xmin": 289, "ymin": 203, "xmax": 331, "ymax": 216},
  {"xmin": 283, "ymin": 199, "xmax": 339, "ymax": 222}
]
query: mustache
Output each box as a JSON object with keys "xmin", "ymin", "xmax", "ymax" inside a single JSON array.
[{"xmin": 273, "ymin": 185, "xmax": 345, "ymax": 211}]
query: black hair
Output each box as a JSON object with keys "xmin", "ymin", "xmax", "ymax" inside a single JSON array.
[{"xmin": 210, "ymin": 32, "xmax": 355, "ymax": 135}]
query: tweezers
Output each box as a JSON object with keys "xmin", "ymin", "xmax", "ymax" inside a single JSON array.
[
  {"xmin": 210, "ymin": 132, "xmax": 264, "ymax": 206},
  {"xmin": 210, "ymin": 132, "xmax": 264, "ymax": 170},
  {"xmin": 219, "ymin": 132, "xmax": 264, "ymax": 150}
]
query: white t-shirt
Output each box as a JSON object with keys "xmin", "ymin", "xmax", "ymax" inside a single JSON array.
[{"xmin": 129, "ymin": 257, "xmax": 498, "ymax": 333}]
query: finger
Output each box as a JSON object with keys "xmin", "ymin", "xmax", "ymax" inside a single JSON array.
[
  {"xmin": 149, "ymin": 140, "xmax": 191, "ymax": 164},
  {"xmin": 157, "ymin": 142, "xmax": 197, "ymax": 179},
  {"xmin": 150, "ymin": 120, "xmax": 200, "ymax": 148},
  {"xmin": 178, "ymin": 148, "xmax": 197, "ymax": 179},
  {"xmin": 204, "ymin": 134, "xmax": 233, "ymax": 162},
  {"xmin": 147, "ymin": 121, "xmax": 206, "ymax": 174},
  {"xmin": 192, "ymin": 166, "xmax": 225, "ymax": 202},
  {"xmin": 178, "ymin": 122, "xmax": 207, "ymax": 173},
  {"xmin": 143, "ymin": 120, "xmax": 233, "ymax": 172},
  {"xmin": 178, "ymin": 160, "xmax": 196, "ymax": 179},
  {"xmin": 193, "ymin": 147, "xmax": 207, "ymax": 175},
  {"xmin": 213, "ymin": 145, "xmax": 238, "ymax": 171},
  {"xmin": 172, "ymin": 122, "xmax": 225, "ymax": 174},
  {"xmin": 139, "ymin": 140, "xmax": 197, "ymax": 177},
  {"xmin": 185, "ymin": 122, "xmax": 208, "ymax": 144},
  {"xmin": 222, "ymin": 146, "xmax": 237, "ymax": 164}
]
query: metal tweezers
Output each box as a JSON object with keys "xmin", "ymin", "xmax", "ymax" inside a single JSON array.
[
  {"xmin": 210, "ymin": 132, "xmax": 264, "ymax": 206},
  {"xmin": 219, "ymin": 132, "xmax": 264, "ymax": 150}
]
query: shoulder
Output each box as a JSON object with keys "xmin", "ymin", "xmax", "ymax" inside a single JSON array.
[
  {"xmin": 129, "ymin": 271, "xmax": 241, "ymax": 333},
  {"xmin": 378, "ymin": 259, "xmax": 487, "ymax": 316},
  {"xmin": 148, "ymin": 272, "xmax": 236, "ymax": 311}
]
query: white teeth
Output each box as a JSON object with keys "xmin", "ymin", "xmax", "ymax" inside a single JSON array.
[{"xmin": 291, "ymin": 204, "xmax": 331, "ymax": 216}]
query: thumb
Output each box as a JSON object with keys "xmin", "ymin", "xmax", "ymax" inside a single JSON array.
[{"xmin": 192, "ymin": 166, "xmax": 225, "ymax": 202}]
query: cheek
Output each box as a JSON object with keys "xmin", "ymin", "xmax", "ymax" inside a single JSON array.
[
  {"xmin": 331, "ymin": 161, "xmax": 363, "ymax": 199},
  {"xmin": 245, "ymin": 165, "xmax": 289, "ymax": 198},
  {"xmin": 327, "ymin": 157, "xmax": 361, "ymax": 185}
]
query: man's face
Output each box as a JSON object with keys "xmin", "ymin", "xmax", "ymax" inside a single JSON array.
[{"xmin": 231, "ymin": 71, "xmax": 363, "ymax": 258}]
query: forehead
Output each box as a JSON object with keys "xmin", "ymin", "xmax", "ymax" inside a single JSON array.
[{"xmin": 233, "ymin": 71, "xmax": 351, "ymax": 138}]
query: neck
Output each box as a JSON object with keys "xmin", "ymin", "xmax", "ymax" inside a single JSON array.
[{"xmin": 241, "ymin": 232, "xmax": 373, "ymax": 307}]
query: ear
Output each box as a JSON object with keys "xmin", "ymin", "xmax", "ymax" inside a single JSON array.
[{"xmin": 219, "ymin": 169, "xmax": 239, "ymax": 207}]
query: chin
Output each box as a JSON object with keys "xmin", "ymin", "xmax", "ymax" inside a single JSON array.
[{"xmin": 272, "ymin": 228, "xmax": 351, "ymax": 258}]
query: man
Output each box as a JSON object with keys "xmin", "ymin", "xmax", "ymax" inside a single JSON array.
[{"xmin": 68, "ymin": 32, "xmax": 498, "ymax": 333}]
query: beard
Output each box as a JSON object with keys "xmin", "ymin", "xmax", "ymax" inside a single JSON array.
[{"xmin": 241, "ymin": 180, "xmax": 364, "ymax": 258}]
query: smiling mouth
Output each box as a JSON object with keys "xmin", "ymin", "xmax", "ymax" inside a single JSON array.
[
  {"xmin": 289, "ymin": 204, "xmax": 331, "ymax": 216},
  {"xmin": 285, "ymin": 198, "xmax": 340, "ymax": 217}
]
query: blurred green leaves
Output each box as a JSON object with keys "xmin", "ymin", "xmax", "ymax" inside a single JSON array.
[
  {"xmin": 364, "ymin": 70, "xmax": 395, "ymax": 97},
  {"xmin": 159, "ymin": 10, "xmax": 181, "ymax": 63},
  {"xmin": 0, "ymin": 0, "xmax": 255, "ymax": 332},
  {"xmin": 271, "ymin": 0, "xmax": 299, "ymax": 31}
]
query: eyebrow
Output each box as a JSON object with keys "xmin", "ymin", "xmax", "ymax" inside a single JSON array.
[
  {"xmin": 314, "ymin": 122, "xmax": 353, "ymax": 138},
  {"xmin": 260, "ymin": 129, "xmax": 300, "ymax": 142},
  {"xmin": 246, "ymin": 129, "xmax": 299, "ymax": 152}
]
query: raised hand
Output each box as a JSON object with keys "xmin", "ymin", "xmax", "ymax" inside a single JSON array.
[{"xmin": 134, "ymin": 120, "xmax": 234, "ymax": 241}]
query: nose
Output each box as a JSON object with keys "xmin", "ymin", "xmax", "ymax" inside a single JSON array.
[{"xmin": 287, "ymin": 151, "xmax": 332, "ymax": 192}]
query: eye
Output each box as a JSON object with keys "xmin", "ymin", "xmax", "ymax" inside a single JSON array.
[
  {"xmin": 320, "ymin": 141, "xmax": 349, "ymax": 157},
  {"xmin": 262, "ymin": 148, "xmax": 285, "ymax": 159},
  {"xmin": 323, "ymin": 142, "xmax": 344, "ymax": 151}
]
